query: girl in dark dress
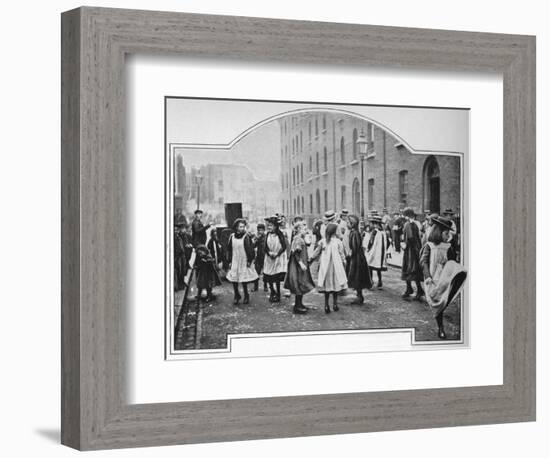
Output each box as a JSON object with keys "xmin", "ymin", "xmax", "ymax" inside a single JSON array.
[
  {"xmin": 345, "ymin": 214, "xmax": 373, "ymax": 304},
  {"xmin": 400, "ymin": 207, "xmax": 424, "ymax": 300},
  {"xmin": 194, "ymin": 244, "xmax": 222, "ymax": 303},
  {"xmin": 284, "ymin": 222, "xmax": 315, "ymax": 314},
  {"xmin": 253, "ymin": 223, "xmax": 267, "ymax": 292}
]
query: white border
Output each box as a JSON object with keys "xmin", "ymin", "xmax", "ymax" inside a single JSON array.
[
  {"xmin": 164, "ymin": 103, "xmax": 468, "ymax": 359},
  {"xmin": 127, "ymin": 56, "xmax": 502, "ymax": 404}
]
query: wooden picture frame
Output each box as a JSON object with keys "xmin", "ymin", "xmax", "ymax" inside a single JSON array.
[{"xmin": 61, "ymin": 6, "xmax": 536, "ymax": 450}]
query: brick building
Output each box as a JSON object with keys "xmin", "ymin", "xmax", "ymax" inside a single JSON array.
[{"xmin": 278, "ymin": 111, "xmax": 461, "ymax": 222}]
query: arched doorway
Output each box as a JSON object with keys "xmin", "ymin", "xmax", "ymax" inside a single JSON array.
[
  {"xmin": 351, "ymin": 178, "xmax": 360, "ymax": 215},
  {"xmin": 423, "ymin": 156, "xmax": 440, "ymax": 214}
]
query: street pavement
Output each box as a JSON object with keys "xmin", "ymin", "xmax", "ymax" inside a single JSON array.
[{"xmin": 176, "ymin": 264, "xmax": 461, "ymax": 351}]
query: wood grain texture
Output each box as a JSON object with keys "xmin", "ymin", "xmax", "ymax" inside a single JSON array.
[{"xmin": 61, "ymin": 6, "xmax": 536, "ymax": 450}]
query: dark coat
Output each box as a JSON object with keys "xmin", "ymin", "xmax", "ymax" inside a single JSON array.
[
  {"xmin": 283, "ymin": 236, "xmax": 315, "ymax": 295},
  {"xmin": 346, "ymin": 228, "xmax": 373, "ymax": 290},
  {"xmin": 253, "ymin": 233, "xmax": 266, "ymax": 274},
  {"xmin": 195, "ymin": 252, "xmax": 222, "ymax": 290},
  {"xmin": 173, "ymin": 231, "xmax": 187, "ymax": 291},
  {"xmin": 401, "ymin": 221, "xmax": 423, "ymax": 281},
  {"xmin": 226, "ymin": 233, "xmax": 256, "ymax": 265},
  {"xmin": 191, "ymin": 218, "xmax": 209, "ymax": 247}
]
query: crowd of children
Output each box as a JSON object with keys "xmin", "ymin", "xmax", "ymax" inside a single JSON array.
[{"xmin": 174, "ymin": 206, "xmax": 467, "ymax": 339}]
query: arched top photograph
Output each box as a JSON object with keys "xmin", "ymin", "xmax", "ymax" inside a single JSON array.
[{"xmin": 166, "ymin": 96, "xmax": 467, "ymax": 360}]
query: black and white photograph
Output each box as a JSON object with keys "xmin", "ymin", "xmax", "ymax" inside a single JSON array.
[{"xmin": 166, "ymin": 97, "xmax": 468, "ymax": 354}]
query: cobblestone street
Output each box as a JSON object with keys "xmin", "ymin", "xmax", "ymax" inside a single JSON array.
[{"xmin": 175, "ymin": 264, "xmax": 461, "ymax": 351}]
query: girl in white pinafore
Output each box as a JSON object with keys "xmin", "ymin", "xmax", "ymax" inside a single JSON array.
[
  {"xmin": 420, "ymin": 216, "xmax": 467, "ymax": 340},
  {"xmin": 226, "ymin": 219, "xmax": 258, "ymax": 305},
  {"xmin": 262, "ymin": 216, "xmax": 288, "ymax": 303},
  {"xmin": 310, "ymin": 222, "xmax": 348, "ymax": 314}
]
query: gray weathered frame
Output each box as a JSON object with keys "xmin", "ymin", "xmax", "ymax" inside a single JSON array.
[{"xmin": 61, "ymin": 6, "xmax": 536, "ymax": 451}]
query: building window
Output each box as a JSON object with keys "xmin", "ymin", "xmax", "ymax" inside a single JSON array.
[
  {"xmin": 352, "ymin": 128, "xmax": 358, "ymax": 159},
  {"xmin": 309, "ymin": 156, "xmax": 313, "ymax": 173},
  {"xmin": 368, "ymin": 123, "xmax": 375, "ymax": 143},
  {"xmin": 293, "ymin": 198, "xmax": 297, "ymax": 214},
  {"xmin": 282, "ymin": 200, "xmax": 285, "ymax": 213},
  {"xmin": 301, "ymin": 196, "xmax": 305, "ymax": 215},
  {"xmin": 423, "ymin": 157, "xmax": 440, "ymax": 213},
  {"xmin": 341, "ymin": 185, "xmax": 346, "ymax": 209},
  {"xmin": 310, "ymin": 194, "xmax": 313, "ymax": 213},
  {"xmin": 322, "ymin": 115, "xmax": 326, "ymax": 131},
  {"xmin": 316, "ymin": 152, "xmax": 320, "ymax": 175},
  {"xmin": 296, "ymin": 135, "xmax": 299, "ymax": 154},
  {"xmin": 316, "ymin": 189, "xmax": 321, "ymax": 215},
  {"xmin": 315, "ymin": 117, "xmax": 319, "ymax": 136},
  {"xmin": 323, "ymin": 147, "xmax": 328, "ymax": 172},
  {"xmin": 368, "ymin": 178, "xmax": 375, "ymax": 210},
  {"xmin": 300, "ymin": 131, "xmax": 303, "ymax": 151},
  {"xmin": 324, "ymin": 190, "xmax": 329, "ymax": 211},
  {"xmin": 300, "ymin": 163, "xmax": 304, "ymax": 183},
  {"xmin": 309, "ymin": 121, "xmax": 312, "ymax": 140},
  {"xmin": 352, "ymin": 178, "xmax": 360, "ymax": 215},
  {"xmin": 340, "ymin": 136, "xmax": 346, "ymax": 164},
  {"xmin": 292, "ymin": 168, "xmax": 295, "ymax": 186},
  {"xmin": 399, "ymin": 170, "xmax": 408, "ymax": 206}
]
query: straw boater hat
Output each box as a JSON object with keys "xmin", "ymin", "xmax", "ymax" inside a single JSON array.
[
  {"xmin": 340, "ymin": 209, "xmax": 349, "ymax": 217},
  {"xmin": 324, "ymin": 210, "xmax": 337, "ymax": 222},
  {"xmin": 432, "ymin": 215, "xmax": 453, "ymax": 231},
  {"xmin": 424, "ymin": 209, "xmax": 431, "ymax": 215},
  {"xmin": 369, "ymin": 214, "xmax": 383, "ymax": 223},
  {"xmin": 194, "ymin": 208, "xmax": 203, "ymax": 215},
  {"xmin": 443, "ymin": 208, "xmax": 455, "ymax": 216}
]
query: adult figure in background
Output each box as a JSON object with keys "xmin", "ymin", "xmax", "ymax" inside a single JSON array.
[
  {"xmin": 191, "ymin": 209, "xmax": 210, "ymax": 247},
  {"xmin": 401, "ymin": 207, "xmax": 424, "ymax": 301},
  {"xmin": 173, "ymin": 217, "xmax": 188, "ymax": 291},
  {"xmin": 391, "ymin": 211, "xmax": 405, "ymax": 253},
  {"xmin": 346, "ymin": 214, "xmax": 372, "ymax": 304}
]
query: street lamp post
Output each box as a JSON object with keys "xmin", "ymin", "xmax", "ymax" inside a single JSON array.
[
  {"xmin": 356, "ymin": 129, "xmax": 369, "ymax": 221},
  {"xmin": 195, "ymin": 173, "xmax": 203, "ymax": 211}
]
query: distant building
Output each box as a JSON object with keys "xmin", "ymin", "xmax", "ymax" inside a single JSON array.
[
  {"xmin": 186, "ymin": 163, "xmax": 279, "ymax": 224},
  {"xmin": 278, "ymin": 111, "xmax": 461, "ymax": 222},
  {"xmin": 174, "ymin": 155, "xmax": 187, "ymax": 214}
]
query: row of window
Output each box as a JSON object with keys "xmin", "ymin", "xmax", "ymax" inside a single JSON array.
[
  {"xmin": 282, "ymin": 125, "xmax": 376, "ymax": 169},
  {"xmin": 282, "ymin": 170, "xmax": 409, "ymax": 215},
  {"xmin": 282, "ymin": 115, "xmax": 328, "ymax": 138}
]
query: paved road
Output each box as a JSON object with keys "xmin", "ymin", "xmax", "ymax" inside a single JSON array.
[{"xmin": 175, "ymin": 265, "xmax": 461, "ymax": 350}]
